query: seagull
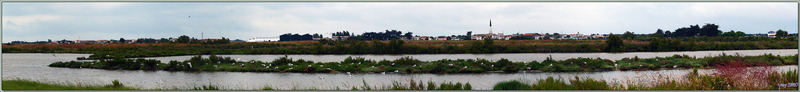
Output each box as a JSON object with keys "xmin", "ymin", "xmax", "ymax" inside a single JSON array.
[
  {"xmin": 319, "ymin": 77, "xmax": 324, "ymax": 79},
  {"xmin": 394, "ymin": 70, "xmax": 399, "ymax": 73}
]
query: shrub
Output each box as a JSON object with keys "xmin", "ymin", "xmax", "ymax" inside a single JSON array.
[
  {"xmin": 531, "ymin": 77, "xmax": 571, "ymax": 90},
  {"xmin": 493, "ymin": 80, "xmax": 530, "ymax": 90}
]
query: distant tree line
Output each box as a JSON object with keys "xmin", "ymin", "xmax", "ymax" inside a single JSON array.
[{"xmin": 347, "ymin": 30, "xmax": 413, "ymax": 41}]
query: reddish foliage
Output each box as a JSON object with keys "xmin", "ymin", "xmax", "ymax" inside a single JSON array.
[{"xmin": 713, "ymin": 58, "xmax": 776, "ymax": 89}]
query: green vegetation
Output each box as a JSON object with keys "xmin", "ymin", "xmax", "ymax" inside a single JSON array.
[
  {"xmin": 3, "ymin": 35, "xmax": 795, "ymax": 60},
  {"xmin": 616, "ymin": 53, "xmax": 797, "ymax": 71},
  {"xmin": 492, "ymin": 70, "xmax": 798, "ymax": 90},
  {"xmin": 2, "ymin": 80, "xmax": 135, "ymax": 90},
  {"xmin": 493, "ymin": 80, "xmax": 531, "ymax": 90},
  {"xmin": 492, "ymin": 76, "xmax": 611, "ymax": 90},
  {"xmin": 49, "ymin": 53, "xmax": 797, "ymax": 73}
]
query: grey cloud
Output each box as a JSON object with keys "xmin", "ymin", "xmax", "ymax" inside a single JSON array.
[{"xmin": 2, "ymin": 2, "xmax": 797, "ymax": 42}]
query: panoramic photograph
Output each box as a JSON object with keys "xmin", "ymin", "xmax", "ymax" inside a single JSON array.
[{"xmin": 1, "ymin": 2, "xmax": 798, "ymax": 90}]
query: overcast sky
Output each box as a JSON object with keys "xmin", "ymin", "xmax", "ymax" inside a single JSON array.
[{"xmin": 2, "ymin": 2, "xmax": 797, "ymax": 42}]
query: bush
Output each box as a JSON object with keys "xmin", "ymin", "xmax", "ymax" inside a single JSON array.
[
  {"xmin": 531, "ymin": 77, "xmax": 571, "ymax": 90},
  {"xmin": 570, "ymin": 77, "xmax": 610, "ymax": 90},
  {"xmin": 493, "ymin": 80, "xmax": 530, "ymax": 90}
]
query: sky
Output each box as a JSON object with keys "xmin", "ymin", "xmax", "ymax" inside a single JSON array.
[{"xmin": 2, "ymin": 2, "xmax": 797, "ymax": 42}]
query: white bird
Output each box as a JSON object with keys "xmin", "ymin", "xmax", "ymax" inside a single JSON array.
[
  {"xmin": 412, "ymin": 65, "xmax": 417, "ymax": 67},
  {"xmin": 308, "ymin": 65, "xmax": 311, "ymax": 67},
  {"xmin": 382, "ymin": 72, "xmax": 385, "ymax": 74},
  {"xmin": 319, "ymin": 77, "xmax": 324, "ymax": 79},
  {"xmin": 288, "ymin": 63, "xmax": 293, "ymax": 66},
  {"xmin": 463, "ymin": 66, "xmax": 467, "ymax": 68},
  {"xmin": 526, "ymin": 67, "xmax": 531, "ymax": 70},
  {"xmin": 673, "ymin": 65, "xmax": 678, "ymax": 68},
  {"xmin": 449, "ymin": 64, "xmax": 454, "ymax": 66},
  {"xmin": 391, "ymin": 63, "xmax": 395, "ymax": 66},
  {"xmin": 492, "ymin": 65, "xmax": 495, "ymax": 67},
  {"xmin": 394, "ymin": 70, "xmax": 399, "ymax": 73},
  {"xmin": 549, "ymin": 64, "xmax": 553, "ymax": 66},
  {"xmin": 213, "ymin": 65, "xmax": 218, "ymax": 67}
]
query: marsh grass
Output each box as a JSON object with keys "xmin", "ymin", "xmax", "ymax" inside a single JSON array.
[{"xmin": 2, "ymin": 79, "xmax": 135, "ymax": 90}]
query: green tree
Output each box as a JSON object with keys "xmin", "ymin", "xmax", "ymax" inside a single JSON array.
[
  {"xmin": 776, "ymin": 29, "xmax": 788, "ymax": 37},
  {"xmin": 605, "ymin": 34, "xmax": 624, "ymax": 52},
  {"xmin": 699, "ymin": 23, "xmax": 721, "ymax": 36},
  {"xmin": 721, "ymin": 30, "xmax": 737, "ymax": 36},
  {"xmin": 622, "ymin": 31, "xmax": 635, "ymax": 39},
  {"xmin": 466, "ymin": 31, "xmax": 472, "ymax": 40},
  {"xmin": 653, "ymin": 29, "xmax": 665, "ymax": 37},
  {"xmin": 177, "ymin": 35, "xmax": 191, "ymax": 43},
  {"xmin": 404, "ymin": 32, "xmax": 413, "ymax": 40},
  {"xmin": 119, "ymin": 38, "xmax": 126, "ymax": 43}
]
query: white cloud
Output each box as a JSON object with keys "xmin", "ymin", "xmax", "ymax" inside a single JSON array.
[{"xmin": 3, "ymin": 15, "xmax": 62, "ymax": 31}]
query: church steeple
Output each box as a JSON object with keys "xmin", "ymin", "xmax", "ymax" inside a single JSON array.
[{"xmin": 489, "ymin": 19, "xmax": 493, "ymax": 38}]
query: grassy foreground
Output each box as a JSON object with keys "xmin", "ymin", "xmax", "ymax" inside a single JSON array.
[
  {"xmin": 5, "ymin": 70, "xmax": 795, "ymax": 90},
  {"xmin": 493, "ymin": 70, "xmax": 799, "ymax": 90},
  {"xmin": 2, "ymin": 80, "xmax": 134, "ymax": 90}
]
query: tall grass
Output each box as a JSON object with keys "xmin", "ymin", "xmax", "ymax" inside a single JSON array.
[{"xmin": 2, "ymin": 79, "xmax": 135, "ymax": 90}]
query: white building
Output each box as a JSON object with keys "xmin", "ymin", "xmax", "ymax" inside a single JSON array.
[{"xmin": 247, "ymin": 37, "xmax": 280, "ymax": 42}]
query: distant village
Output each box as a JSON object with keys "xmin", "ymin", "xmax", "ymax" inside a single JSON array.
[{"xmin": 8, "ymin": 20, "xmax": 797, "ymax": 44}]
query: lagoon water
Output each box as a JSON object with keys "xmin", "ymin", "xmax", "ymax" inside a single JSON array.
[{"xmin": 2, "ymin": 49, "xmax": 798, "ymax": 90}]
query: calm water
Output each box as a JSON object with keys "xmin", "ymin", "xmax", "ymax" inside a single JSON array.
[
  {"xmin": 2, "ymin": 49, "xmax": 798, "ymax": 90},
  {"xmin": 143, "ymin": 49, "xmax": 799, "ymax": 63}
]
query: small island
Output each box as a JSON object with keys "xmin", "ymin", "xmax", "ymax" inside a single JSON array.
[{"xmin": 49, "ymin": 54, "xmax": 797, "ymax": 73}]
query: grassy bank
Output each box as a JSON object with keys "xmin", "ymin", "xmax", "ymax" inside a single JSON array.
[
  {"xmin": 2, "ymin": 80, "xmax": 134, "ymax": 90},
  {"xmin": 48, "ymin": 53, "xmax": 798, "ymax": 73},
  {"xmin": 492, "ymin": 70, "xmax": 798, "ymax": 90},
  {"xmin": 4, "ymin": 37, "xmax": 796, "ymax": 59}
]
